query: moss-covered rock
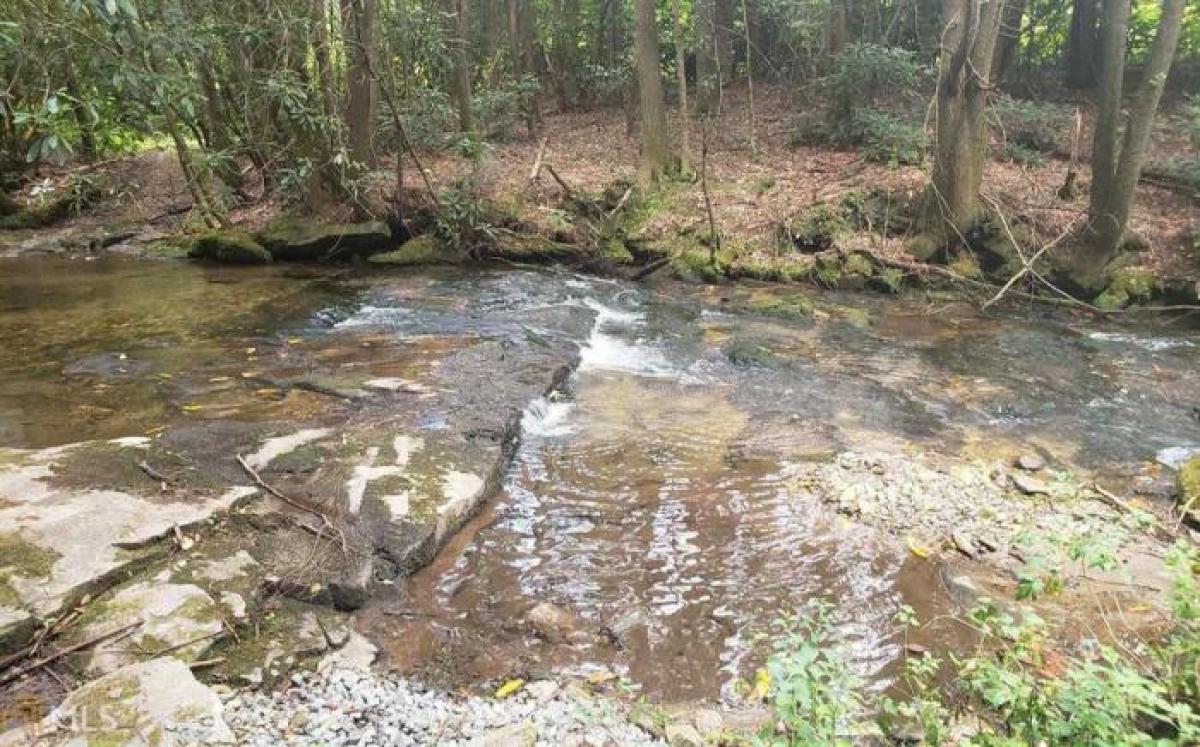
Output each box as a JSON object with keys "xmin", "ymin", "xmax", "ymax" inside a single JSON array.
[
  {"xmin": 673, "ymin": 248, "xmax": 726, "ymax": 283},
  {"xmin": 905, "ymin": 234, "xmax": 941, "ymax": 261},
  {"xmin": 724, "ymin": 338, "xmax": 777, "ymax": 368},
  {"xmin": 1179, "ymin": 456, "xmax": 1200, "ymax": 523},
  {"xmin": 368, "ymin": 235, "xmax": 461, "ymax": 266},
  {"xmin": 780, "ymin": 203, "xmax": 848, "ymax": 253},
  {"xmin": 188, "ymin": 231, "xmax": 272, "ymax": 264},
  {"xmin": 1092, "ymin": 266, "xmax": 1158, "ymax": 311},
  {"xmin": 748, "ymin": 293, "xmax": 815, "ymax": 321},
  {"xmin": 948, "ymin": 251, "xmax": 984, "ymax": 281},
  {"xmin": 259, "ymin": 217, "xmax": 394, "ymax": 261}
]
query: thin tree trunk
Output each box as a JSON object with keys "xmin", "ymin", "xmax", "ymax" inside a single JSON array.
[
  {"xmin": 634, "ymin": 0, "xmax": 674, "ymax": 182},
  {"xmin": 445, "ymin": 0, "xmax": 474, "ymax": 133},
  {"xmin": 1076, "ymin": 0, "xmax": 1185, "ymax": 281},
  {"xmin": 826, "ymin": 0, "xmax": 849, "ymax": 56},
  {"xmin": 343, "ymin": 0, "xmax": 377, "ymax": 168},
  {"xmin": 743, "ymin": 0, "xmax": 757, "ymax": 157},
  {"xmin": 991, "ymin": 0, "xmax": 1026, "ymax": 83},
  {"xmin": 1064, "ymin": 0, "xmax": 1102, "ymax": 89},
  {"xmin": 670, "ymin": 0, "xmax": 691, "ymax": 172},
  {"xmin": 923, "ymin": 0, "xmax": 1006, "ymax": 243}
]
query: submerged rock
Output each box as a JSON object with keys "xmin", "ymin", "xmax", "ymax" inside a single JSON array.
[
  {"xmin": 187, "ymin": 230, "xmax": 272, "ymax": 264},
  {"xmin": 525, "ymin": 601, "xmax": 576, "ymax": 642},
  {"xmin": 258, "ymin": 217, "xmax": 394, "ymax": 262}
]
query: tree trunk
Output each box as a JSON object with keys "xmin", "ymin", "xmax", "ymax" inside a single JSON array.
[
  {"xmin": 991, "ymin": 0, "xmax": 1025, "ymax": 83},
  {"xmin": 445, "ymin": 0, "xmax": 474, "ymax": 133},
  {"xmin": 922, "ymin": 0, "xmax": 1007, "ymax": 244},
  {"xmin": 1071, "ymin": 0, "xmax": 1185, "ymax": 283},
  {"xmin": 670, "ymin": 0, "xmax": 691, "ymax": 172},
  {"xmin": 826, "ymin": 0, "xmax": 849, "ymax": 56},
  {"xmin": 1064, "ymin": 0, "xmax": 1102, "ymax": 89},
  {"xmin": 634, "ymin": 0, "xmax": 674, "ymax": 182},
  {"xmin": 554, "ymin": 0, "xmax": 580, "ymax": 108},
  {"xmin": 696, "ymin": 0, "xmax": 733, "ymax": 112},
  {"xmin": 343, "ymin": 0, "xmax": 377, "ymax": 168}
]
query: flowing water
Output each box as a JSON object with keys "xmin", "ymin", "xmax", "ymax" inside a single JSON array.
[{"xmin": 4, "ymin": 255, "xmax": 1199, "ymax": 703}]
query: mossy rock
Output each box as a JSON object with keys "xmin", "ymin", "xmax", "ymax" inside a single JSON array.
[
  {"xmin": 673, "ymin": 248, "xmax": 726, "ymax": 283},
  {"xmin": 749, "ymin": 294, "xmax": 815, "ymax": 321},
  {"xmin": 780, "ymin": 203, "xmax": 848, "ymax": 253},
  {"xmin": 259, "ymin": 217, "xmax": 394, "ymax": 262},
  {"xmin": 810, "ymin": 252, "xmax": 843, "ymax": 287},
  {"xmin": 724, "ymin": 338, "xmax": 777, "ymax": 368},
  {"xmin": 0, "ymin": 201, "xmax": 66, "ymax": 230},
  {"xmin": 906, "ymin": 234, "xmax": 941, "ymax": 261},
  {"xmin": 188, "ymin": 231, "xmax": 272, "ymax": 264},
  {"xmin": 948, "ymin": 252, "xmax": 984, "ymax": 281},
  {"xmin": 489, "ymin": 231, "xmax": 582, "ymax": 261},
  {"xmin": 1179, "ymin": 456, "xmax": 1200, "ymax": 523},
  {"xmin": 368, "ymin": 235, "xmax": 461, "ymax": 266},
  {"xmin": 1092, "ymin": 266, "xmax": 1158, "ymax": 311}
]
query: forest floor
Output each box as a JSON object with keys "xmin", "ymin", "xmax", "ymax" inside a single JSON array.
[{"xmin": 392, "ymin": 83, "xmax": 1199, "ymax": 284}]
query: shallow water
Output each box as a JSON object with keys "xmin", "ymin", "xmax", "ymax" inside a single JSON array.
[{"xmin": 3, "ymin": 255, "xmax": 1198, "ymax": 702}]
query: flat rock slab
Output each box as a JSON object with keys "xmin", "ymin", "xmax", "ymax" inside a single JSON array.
[
  {"xmin": 0, "ymin": 437, "xmax": 255, "ymax": 648},
  {"xmin": 68, "ymin": 581, "xmax": 225, "ymax": 675},
  {"xmin": 0, "ymin": 657, "xmax": 233, "ymax": 745}
]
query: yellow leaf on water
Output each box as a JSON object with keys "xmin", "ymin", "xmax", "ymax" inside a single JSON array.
[
  {"xmin": 494, "ymin": 679, "xmax": 524, "ymax": 698},
  {"xmin": 182, "ymin": 404, "xmax": 204, "ymax": 412},
  {"xmin": 906, "ymin": 537, "xmax": 930, "ymax": 558}
]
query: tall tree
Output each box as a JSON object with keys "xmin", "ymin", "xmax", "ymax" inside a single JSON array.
[
  {"xmin": 445, "ymin": 0, "xmax": 474, "ymax": 133},
  {"xmin": 1065, "ymin": 0, "xmax": 1186, "ymax": 284},
  {"xmin": 633, "ymin": 0, "xmax": 675, "ymax": 182},
  {"xmin": 1064, "ymin": 0, "xmax": 1102, "ymax": 89},
  {"xmin": 922, "ymin": 0, "xmax": 1008, "ymax": 244},
  {"xmin": 670, "ymin": 0, "xmax": 691, "ymax": 172},
  {"xmin": 343, "ymin": 0, "xmax": 378, "ymax": 169}
]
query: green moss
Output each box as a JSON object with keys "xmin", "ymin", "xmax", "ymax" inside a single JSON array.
[
  {"xmin": 1109, "ymin": 267, "xmax": 1157, "ymax": 299},
  {"xmin": 781, "ymin": 203, "xmax": 848, "ymax": 252},
  {"xmin": 749, "ymin": 294, "xmax": 815, "ymax": 321},
  {"xmin": 724, "ymin": 338, "xmax": 777, "ymax": 368},
  {"xmin": 1093, "ymin": 289, "xmax": 1129, "ymax": 312},
  {"xmin": 188, "ymin": 231, "xmax": 272, "ymax": 265},
  {"xmin": 873, "ymin": 266, "xmax": 906, "ymax": 292},
  {"xmin": 0, "ymin": 531, "xmax": 60, "ymax": 580},
  {"xmin": 259, "ymin": 217, "xmax": 393, "ymax": 261},
  {"xmin": 843, "ymin": 251, "xmax": 875, "ymax": 277},
  {"xmin": 948, "ymin": 252, "xmax": 984, "ymax": 281},
  {"xmin": 811, "ymin": 254, "xmax": 843, "ymax": 287},
  {"xmin": 600, "ymin": 237, "xmax": 635, "ymax": 264},
  {"xmin": 673, "ymin": 248, "xmax": 726, "ymax": 283},
  {"xmin": 368, "ymin": 235, "xmax": 459, "ymax": 266}
]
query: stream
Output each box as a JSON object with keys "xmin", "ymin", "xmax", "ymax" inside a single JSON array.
[{"xmin": 3, "ymin": 254, "xmax": 1199, "ymax": 703}]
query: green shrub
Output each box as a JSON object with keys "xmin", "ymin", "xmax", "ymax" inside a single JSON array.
[
  {"xmin": 396, "ymin": 88, "xmax": 455, "ymax": 151},
  {"xmin": 990, "ymin": 96, "xmax": 1073, "ymax": 155},
  {"xmin": 851, "ymin": 110, "xmax": 925, "ymax": 166},
  {"xmin": 1002, "ymin": 142, "xmax": 1048, "ymax": 168},
  {"xmin": 472, "ymin": 75, "xmax": 540, "ymax": 141},
  {"xmin": 758, "ymin": 601, "xmax": 864, "ymax": 746},
  {"xmin": 823, "ymin": 44, "xmax": 922, "ymax": 121},
  {"xmin": 1184, "ymin": 94, "xmax": 1200, "ymax": 148}
]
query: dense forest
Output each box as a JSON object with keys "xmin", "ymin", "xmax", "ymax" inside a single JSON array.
[{"xmin": 2, "ymin": 0, "xmax": 1198, "ymax": 298}]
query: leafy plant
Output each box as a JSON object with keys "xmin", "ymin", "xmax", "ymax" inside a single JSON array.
[
  {"xmin": 990, "ymin": 96, "xmax": 1073, "ymax": 155},
  {"xmin": 755, "ymin": 601, "xmax": 864, "ymax": 746}
]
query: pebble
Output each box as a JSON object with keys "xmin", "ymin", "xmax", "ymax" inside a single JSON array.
[
  {"xmin": 224, "ymin": 666, "xmax": 666, "ymax": 746},
  {"xmin": 1016, "ymin": 453, "xmax": 1045, "ymax": 472}
]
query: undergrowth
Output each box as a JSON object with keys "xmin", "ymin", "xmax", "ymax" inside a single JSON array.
[{"xmin": 756, "ymin": 542, "xmax": 1200, "ymax": 745}]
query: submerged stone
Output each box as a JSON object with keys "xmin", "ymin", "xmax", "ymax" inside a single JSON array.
[
  {"xmin": 259, "ymin": 218, "xmax": 394, "ymax": 262},
  {"xmin": 188, "ymin": 230, "xmax": 272, "ymax": 264}
]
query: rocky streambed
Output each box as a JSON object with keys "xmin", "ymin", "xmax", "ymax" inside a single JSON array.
[{"xmin": 1, "ymin": 255, "xmax": 1198, "ymax": 744}]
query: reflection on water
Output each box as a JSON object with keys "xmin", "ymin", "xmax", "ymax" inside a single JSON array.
[{"xmin": 4, "ymin": 255, "xmax": 1198, "ymax": 702}]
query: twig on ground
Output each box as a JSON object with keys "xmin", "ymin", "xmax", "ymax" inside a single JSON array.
[
  {"xmin": 236, "ymin": 454, "xmax": 348, "ymax": 555},
  {"xmin": 543, "ymin": 164, "xmax": 574, "ymax": 201},
  {"xmin": 137, "ymin": 460, "xmax": 171, "ymax": 486},
  {"xmin": 0, "ymin": 622, "xmax": 142, "ymax": 686}
]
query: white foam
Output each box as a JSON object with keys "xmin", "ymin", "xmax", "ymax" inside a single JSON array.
[{"xmin": 1088, "ymin": 331, "xmax": 1196, "ymax": 351}]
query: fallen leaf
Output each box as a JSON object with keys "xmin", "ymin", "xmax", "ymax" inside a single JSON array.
[{"xmin": 494, "ymin": 679, "xmax": 524, "ymax": 698}]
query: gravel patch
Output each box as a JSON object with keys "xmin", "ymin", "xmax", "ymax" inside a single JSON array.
[{"xmin": 224, "ymin": 667, "xmax": 666, "ymax": 746}]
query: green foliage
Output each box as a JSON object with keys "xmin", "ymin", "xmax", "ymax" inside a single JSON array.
[
  {"xmin": 990, "ymin": 96, "xmax": 1072, "ymax": 155},
  {"xmin": 823, "ymin": 44, "xmax": 923, "ymax": 121},
  {"xmin": 959, "ymin": 601, "xmax": 1199, "ymax": 745},
  {"xmin": 575, "ymin": 63, "xmax": 632, "ymax": 108},
  {"xmin": 795, "ymin": 45, "xmax": 926, "ymax": 165},
  {"xmin": 1002, "ymin": 142, "xmax": 1048, "ymax": 168},
  {"xmin": 849, "ymin": 110, "xmax": 925, "ymax": 166},
  {"xmin": 1184, "ymin": 95, "xmax": 1200, "ymax": 148},
  {"xmin": 756, "ymin": 601, "xmax": 864, "ymax": 746},
  {"xmin": 434, "ymin": 185, "xmax": 496, "ymax": 251},
  {"xmin": 472, "ymin": 76, "xmax": 541, "ymax": 141}
]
